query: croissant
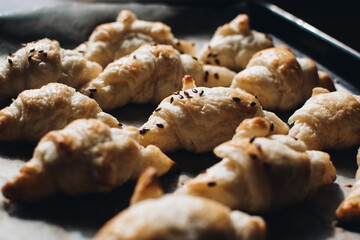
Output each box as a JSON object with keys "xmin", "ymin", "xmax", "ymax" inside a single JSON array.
[
  {"xmin": 80, "ymin": 44, "xmax": 235, "ymax": 111},
  {"xmin": 0, "ymin": 83, "xmax": 120, "ymax": 142},
  {"xmin": 231, "ymin": 47, "xmax": 335, "ymax": 111},
  {"xmin": 1, "ymin": 119, "xmax": 174, "ymax": 202},
  {"xmin": 75, "ymin": 10, "xmax": 196, "ymax": 68},
  {"xmin": 0, "ymin": 38, "xmax": 102, "ymax": 99},
  {"xmin": 138, "ymin": 75, "xmax": 289, "ymax": 153},
  {"xmin": 178, "ymin": 117, "xmax": 336, "ymax": 213},
  {"xmin": 199, "ymin": 14, "xmax": 273, "ymax": 72},
  {"xmin": 336, "ymin": 148, "xmax": 360, "ymax": 224},
  {"xmin": 288, "ymin": 87, "xmax": 360, "ymax": 150},
  {"xmin": 94, "ymin": 167, "xmax": 266, "ymax": 240}
]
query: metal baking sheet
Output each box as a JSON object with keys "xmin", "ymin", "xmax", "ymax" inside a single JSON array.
[{"xmin": 0, "ymin": 1, "xmax": 360, "ymax": 239}]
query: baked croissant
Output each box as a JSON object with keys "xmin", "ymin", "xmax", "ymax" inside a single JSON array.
[
  {"xmin": 0, "ymin": 83, "xmax": 120, "ymax": 142},
  {"xmin": 94, "ymin": 167, "xmax": 266, "ymax": 240},
  {"xmin": 138, "ymin": 75, "xmax": 289, "ymax": 153},
  {"xmin": 75, "ymin": 10, "xmax": 196, "ymax": 68},
  {"xmin": 230, "ymin": 47, "xmax": 335, "ymax": 111},
  {"xmin": 178, "ymin": 117, "xmax": 336, "ymax": 213},
  {"xmin": 80, "ymin": 44, "xmax": 236, "ymax": 111},
  {"xmin": 288, "ymin": 87, "xmax": 360, "ymax": 150},
  {"xmin": 1, "ymin": 119, "xmax": 174, "ymax": 202},
  {"xmin": 0, "ymin": 38, "xmax": 102, "ymax": 99},
  {"xmin": 336, "ymin": 148, "xmax": 360, "ymax": 223},
  {"xmin": 199, "ymin": 14, "xmax": 273, "ymax": 72}
]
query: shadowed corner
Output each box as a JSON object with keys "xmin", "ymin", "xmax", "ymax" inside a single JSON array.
[
  {"xmin": 0, "ymin": 140, "xmax": 34, "ymax": 161},
  {"xmin": 2, "ymin": 180, "xmax": 137, "ymax": 238},
  {"xmin": 263, "ymin": 183, "xmax": 344, "ymax": 240}
]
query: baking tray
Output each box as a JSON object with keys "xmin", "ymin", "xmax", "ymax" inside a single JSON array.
[{"xmin": 0, "ymin": 1, "xmax": 360, "ymax": 239}]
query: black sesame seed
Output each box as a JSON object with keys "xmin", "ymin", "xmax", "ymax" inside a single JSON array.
[
  {"xmin": 155, "ymin": 107, "xmax": 161, "ymax": 112},
  {"xmin": 192, "ymin": 89, "xmax": 198, "ymax": 93},
  {"xmin": 8, "ymin": 52, "xmax": 13, "ymax": 56},
  {"xmin": 199, "ymin": 90, "xmax": 204, "ymax": 96},
  {"xmin": 173, "ymin": 91, "xmax": 180, "ymax": 95},
  {"xmin": 250, "ymin": 102, "xmax": 256, "ymax": 106},
  {"xmin": 28, "ymin": 55, "xmax": 32, "ymax": 61},
  {"xmin": 207, "ymin": 182, "xmax": 216, "ymax": 187},
  {"xmin": 250, "ymin": 154, "xmax": 257, "ymax": 160},
  {"xmin": 170, "ymin": 97, "xmax": 174, "ymax": 104},
  {"xmin": 232, "ymin": 97, "xmax": 240, "ymax": 102},
  {"xmin": 270, "ymin": 123, "xmax": 274, "ymax": 132},
  {"xmin": 249, "ymin": 136, "xmax": 256, "ymax": 143},
  {"xmin": 215, "ymin": 59, "xmax": 220, "ymax": 65},
  {"xmin": 139, "ymin": 128, "xmax": 149, "ymax": 135},
  {"xmin": 133, "ymin": 55, "xmax": 137, "ymax": 59},
  {"xmin": 192, "ymin": 56, "xmax": 198, "ymax": 60},
  {"xmin": 207, "ymin": 53, "xmax": 212, "ymax": 58},
  {"xmin": 204, "ymin": 75, "xmax": 208, "ymax": 82},
  {"xmin": 38, "ymin": 50, "xmax": 44, "ymax": 53},
  {"xmin": 118, "ymin": 123, "xmax": 123, "ymax": 127},
  {"xmin": 214, "ymin": 73, "xmax": 219, "ymax": 79},
  {"xmin": 43, "ymin": 52, "xmax": 47, "ymax": 57},
  {"xmin": 89, "ymin": 88, "xmax": 97, "ymax": 92},
  {"xmin": 176, "ymin": 41, "xmax": 181, "ymax": 46},
  {"xmin": 205, "ymin": 61, "xmax": 211, "ymax": 64},
  {"xmin": 180, "ymin": 50, "xmax": 184, "ymax": 54},
  {"xmin": 184, "ymin": 91, "xmax": 190, "ymax": 97},
  {"xmin": 30, "ymin": 48, "xmax": 35, "ymax": 53},
  {"xmin": 78, "ymin": 50, "xmax": 84, "ymax": 53},
  {"xmin": 293, "ymin": 137, "xmax": 298, "ymax": 141},
  {"xmin": 179, "ymin": 95, "xmax": 184, "ymax": 99},
  {"xmin": 156, "ymin": 124, "xmax": 164, "ymax": 128},
  {"xmin": 89, "ymin": 92, "xmax": 94, "ymax": 98},
  {"xmin": 187, "ymin": 96, "xmax": 193, "ymax": 98},
  {"xmin": 8, "ymin": 59, "xmax": 13, "ymax": 64},
  {"xmin": 213, "ymin": 53, "xmax": 218, "ymax": 57}
]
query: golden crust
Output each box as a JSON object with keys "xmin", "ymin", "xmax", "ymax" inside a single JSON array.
[
  {"xmin": 1, "ymin": 119, "xmax": 174, "ymax": 202},
  {"xmin": 0, "ymin": 38, "xmax": 102, "ymax": 98},
  {"xmin": 0, "ymin": 83, "xmax": 120, "ymax": 142},
  {"xmin": 231, "ymin": 47, "xmax": 335, "ymax": 111}
]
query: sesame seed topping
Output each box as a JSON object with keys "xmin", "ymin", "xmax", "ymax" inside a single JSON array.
[
  {"xmin": 28, "ymin": 55, "xmax": 32, "ymax": 61},
  {"xmin": 192, "ymin": 89, "xmax": 198, "ymax": 93},
  {"xmin": 207, "ymin": 53, "xmax": 212, "ymax": 58},
  {"xmin": 139, "ymin": 128, "xmax": 150, "ymax": 135},
  {"xmin": 30, "ymin": 48, "xmax": 35, "ymax": 52},
  {"xmin": 8, "ymin": 52, "xmax": 13, "ymax": 56},
  {"xmin": 192, "ymin": 56, "xmax": 198, "ymax": 60},
  {"xmin": 78, "ymin": 50, "xmax": 84, "ymax": 53},
  {"xmin": 155, "ymin": 107, "xmax": 161, "ymax": 112},
  {"xmin": 89, "ymin": 88, "xmax": 97, "ymax": 92},
  {"xmin": 38, "ymin": 50, "xmax": 44, "ymax": 53},
  {"xmin": 205, "ymin": 71, "xmax": 209, "ymax": 76},
  {"xmin": 180, "ymin": 50, "xmax": 184, "ymax": 54},
  {"xmin": 207, "ymin": 182, "xmax": 216, "ymax": 187},
  {"xmin": 249, "ymin": 136, "xmax": 256, "ymax": 143},
  {"xmin": 175, "ymin": 41, "xmax": 180, "ymax": 46},
  {"xmin": 43, "ymin": 52, "xmax": 47, "ymax": 57},
  {"xmin": 184, "ymin": 91, "xmax": 190, "ymax": 97},
  {"xmin": 270, "ymin": 123, "xmax": 274, "ymax": 132},
  {"xmin": 213, "ymin": 53, "xmax": 218, "ymax": 57},
  {"xmin": 205, "ymin": 61, "xmax": 211, "ymax": 64},
  {"xmin": 118, "ymin": 123, "xmax": 123, "ymax": 127},
  {"xmin": 179, "ymin": 95, "xmax": 184, "ymax": 99},
  {"xmin": 215, "ymin": 59, "xmax": 220, "ymax": 65},
  {"xmin": 8, "ymin": 59, "xmax": 13, "ymax": 64},
  {"xmin": 199, "ymin": 90, "xmax": 204, "ymax": 96},
  {"xmin": 156, "ymin": 124, "xmax": 164, "ymax": 128},
  {"xmin": 250, "ymin": 154, "xmax": 257, "ymax": 160},
  {"xmin": 232, "ymin": 97, "xmax": 240, "ymax": 102},
  {"xmin": 133, "ymin": 55, "xmax": 137, "ymax": 59},
  {"xmin": 214, "ymin": 73, "xmax": 219, "ymax": 79},
  {"xmin": 250, "ymin": 102, "xmax": 256, "ymax": 106},
  {"xmin": 173, "ymin": 91, "xmax": 180, "ymax": 95},
  {"xmin": 170, "ymin": 97, "xmax": 174, "ymax": 104},
  {"xmin": 89, "ymin": 92, "xmax": 94, "ymax": 98}
]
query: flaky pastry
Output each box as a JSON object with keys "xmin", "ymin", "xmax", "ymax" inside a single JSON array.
[
  {"xmin": 0, "ymin": 83, "xmax": 120, "ymax": 142},
  {"xmin": 231, "ymin": 47, "xmax": 335, "ymax": 111},
  {"xmin": 178, "ymin": 117, "xmax": 336, "ymax": 213},
  {"xmin": 288, "ymin": 87, "xmax": 360, "ymax": 150},
  {"xmin": 336, "ymin": 148, "xmax": 360, "ymax": 224},
  {"xmin": 94, "ymin": 167, "xmax": 266, "ymax": 240},
  {"xmin": 138, "ymin": 75, "xmax": 288, "ymax": 153},
  {"xmin": 80, "ymin": 44, "xmax": 235, "ymax": 111},
  {"xmin": 199, "ymin": 14, "xmax": 273, "ymax": 72},
  {"xmin": 0, "ymin": 38, "xmax": 102, "ymax": 98},
  {"xmin": 1, "ymin": 119, "xmax": 174, "ymax": 202},
  {"xmin": 76, "ymin": 10, "xmax": 196, "ymax": 68}
]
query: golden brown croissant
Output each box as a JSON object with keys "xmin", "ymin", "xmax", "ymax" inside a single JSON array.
[
  {"xmin": 0, "ymin": 38, "xmax": 102, "ymax": 99},
  {"xmin": 138, "ymin": 75, "xmax": 288, "ymax": 153},
  {"xmin": 178, "ymin": 117, "xmax": 336, "ymax": 213},
  {"xmin": 94, "ymin": 167, "xmax": 266, "ymax": 240},
  {"xmin": 80, "ymin": 44, "xmax": 235, "ymax": 111},
  {"xmin": 231, "ymin": 47, "xmax": 335, "ymax": 111},
  {"xmin": 199, "ymin": 14, "xmax": 273, "ymax": 72},
  {"xmin": 0, "ymin": 83, "xmax": 120, "ymax": 142},
  {"xmin": 76, "ymin": 10, "xmax": 196, "ymax": 68},
  {"xmin": 336, "ymin": 148, "xmax": 360, "ymax": 224},
  {"xmin": 288, "ymin": 87, "xmax": 360, "ymax": 150},
  {"xmin": 1, "ymin": 119, "xmax": 174, "ymax": 202}
]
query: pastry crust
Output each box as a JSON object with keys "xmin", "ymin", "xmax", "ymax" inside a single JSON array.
[
  {"xmin": 0, "ymin": 83, "xmax": 120, "ymax": 142},
  {"xmin": 75, "ymin": 10, "xmax": 196, "ymax": 68},
  {"xmin": 178, "ymin": 117, "xmax": 336, "ymax": 213},
  {"xmin": 1, "ymin": 119, "xmax": 174, "ymax": 202},
  {"xmin": 199, "ymin": 14, "xmax": 273, "ymax": 72},
  {"xmin": 94, "ymin": 167, "xmax": 266, "ymax": 240},
  {"xmin": 80, "ymin": 44, "xmax": 235, "ymax": 111},
  {"xmin": 231, "ymin": 47, "xmax": 335, "ymax": 111},
  {"xmin": 288, "ymin": 87, "xmax": 360, "ymax": 150},
  {"xmin": 138, "ymin": 75, "xmax": 288, "ymax": 153},
  {"xmin": 336, "ymin": 148, "xmax": 360, "ymax": 224},
  {"xmin": 0, "ymin": 38, "xmax": 102, "ymax": 98}
]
